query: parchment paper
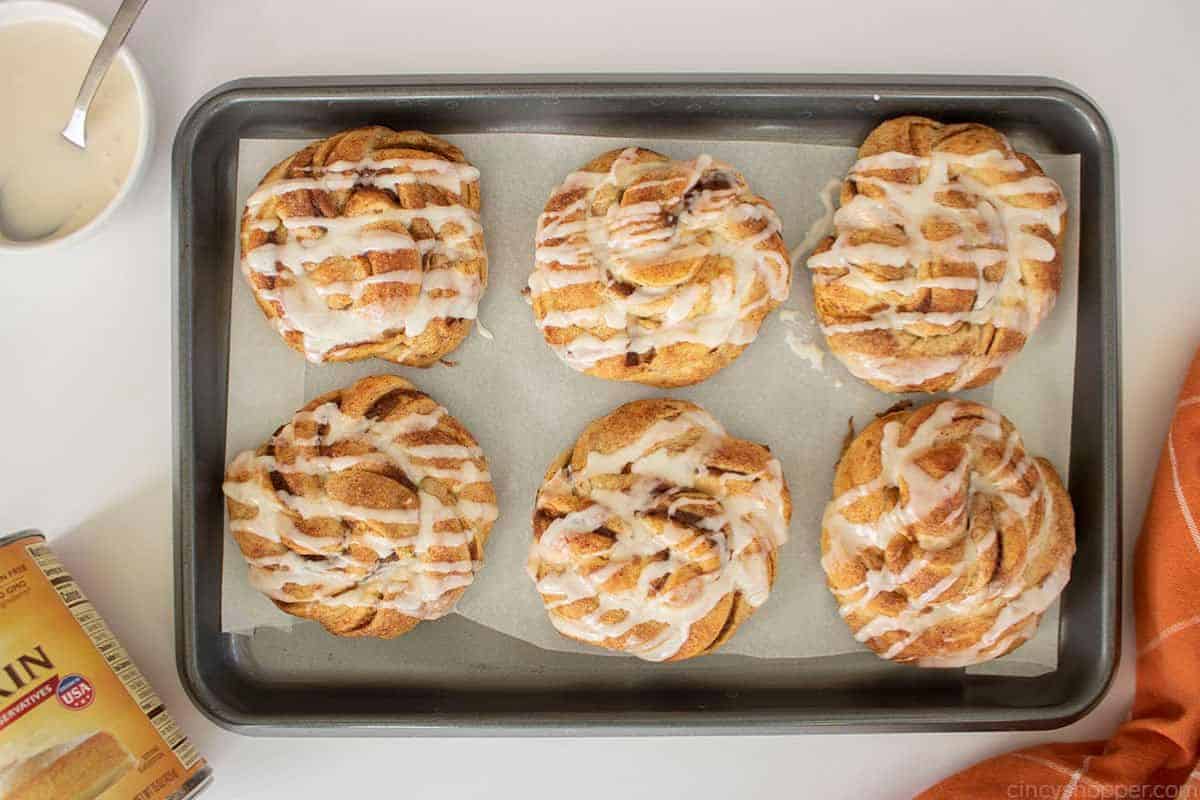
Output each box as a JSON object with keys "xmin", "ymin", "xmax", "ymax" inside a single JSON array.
[{"xmin": 221, "ymin": 132, "xmax": 1081, "ymax": 676}]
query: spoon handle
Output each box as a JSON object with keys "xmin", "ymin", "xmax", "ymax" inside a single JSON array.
[{"xmin": 61, "ymin": 0, "xmax": 150, "ymax": 148}]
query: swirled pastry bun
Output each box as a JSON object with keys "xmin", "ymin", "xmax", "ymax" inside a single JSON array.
[
  {"xmin": 808, "ymin": 117, "xmax": 1067, "ymax": 393},
  {"xmin": 821, "ymin": 400, "xmax": 1075, "ymax": 667},
  {"xmin": 222, "ymin": 375, "xmax": 498, "ymax": 638},
  {"xmin": 529, "ymin": 147, "xmax": 791, "ymax": 387},
  {"xmin": 527, "ymin": 398, "xmax": 791, "ymax": 661},
  {"xmin": 240, "ymin": 127, "xmax": 487, "ymax": 365}
]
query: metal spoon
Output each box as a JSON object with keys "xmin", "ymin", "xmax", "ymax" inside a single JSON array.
[{"xmin": 60, "ymin": 0, "xmax": 150, "ymax": 149}]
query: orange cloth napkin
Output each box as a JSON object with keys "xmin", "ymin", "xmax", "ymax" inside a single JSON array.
[{"xmin": 919, "ymin": 349, "xmax": 1200, "ymax": 799}]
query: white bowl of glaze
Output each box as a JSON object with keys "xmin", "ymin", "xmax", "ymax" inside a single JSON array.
[{"xmin": 0, "ymin": 0, "xmax": 153, "ymax": 254}]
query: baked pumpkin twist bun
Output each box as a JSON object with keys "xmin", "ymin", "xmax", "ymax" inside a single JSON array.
[
  {"xmin": 222, "ymin": 375, "xmax": 498, "ymax": 638},
  {"xmin": 821, "ymin": 400, "xmax": 1075, "ymax": 667},
  {"xmin": 808, "ymin": 117, "xmax": 1067, "ymax": 393},
  {"xmin": 240, "ymin": 126, "xmax": 487, "ymax": 365},
  {"xmin": 529, "ymin": 147, "xmax": 791, "ymax": 387},
  {"xmin": 528, "ymin": 399, "xmax": 792, "ymax": 661}
]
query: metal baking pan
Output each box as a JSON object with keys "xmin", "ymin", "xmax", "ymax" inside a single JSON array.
[{"xmin": 172, "ymin": 75, "xmax": 1120, "ymax": 735}]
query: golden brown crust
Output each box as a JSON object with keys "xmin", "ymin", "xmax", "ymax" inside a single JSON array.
[
  {"xmin": 240, "ymin": 126, "xmax": 487, "ymax": 366},
  {"xmin": 0, "ymin": 732, "xmax": 132, "ymax": 800},
  {"xmin": 530, "ymin": 147, "xmax": 790, "ymax": 387},
  {"xmin": 528, "ymin": 398, "xmax": 791, "ymax": 661},
  {"xmin": 821, "ymin": 399, "xmax": 1075, "ymax": 666},
  {"xmin": 808, "ymin": 116, "xmax": 1067, "ymax": 393},
  {"xmin": 223, "ymin": 375, "xmax": 497, "ymax": 639}
]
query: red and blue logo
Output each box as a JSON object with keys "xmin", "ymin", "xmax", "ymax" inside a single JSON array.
[{"xmin": 55, "ymin": 674, "xmax": 95, "ymax": 710}]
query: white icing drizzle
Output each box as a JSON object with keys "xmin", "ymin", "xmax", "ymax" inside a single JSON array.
[
  {"xmin": 821, "ymin": 401, "xmax": 1072, "ymax": 666},
  {"xmin": 245, "ymin": 158, "xmax": 480, "ymax": 209},
  {"xmin": 778, "ymin": 307, "xmax": 826, "ymax": 371},
  {"xmin": 241, "ymin": 138, "xmax": 487, "ymax": 362},
  {"xmin": 785, "ymin": 329, "xmax": 825, "ymax": 370},
  {"xmin": 529, "ymin": 148, "xmax": 790, "ymax": 371},
  {"xmin": 790, "ymin": 178, "xmax": 842, "ymax": 268},
  {"xmin": 807, "ymin": 141, "xmax": 1066, "ymax": 391},
  {"xmin": 222, "ymin": 390, "xmax": 497, "ymax": 622},
  {"xmin": 527, "ymin": 405, "xmax": 790, "ymax": 661}
]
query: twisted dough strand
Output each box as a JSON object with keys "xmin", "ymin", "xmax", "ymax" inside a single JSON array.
[
  {"xmin": 223, "ymin": 375, "xmax": 497, "ymax": 638},
  {"xmin": 821, "ymin": 400, "xmax": 1075, "ymax": 667},
  {"xmin": 528, "ymin": 399, "xmax": 791, "ymax": 661},
  {"xmin": 240, "ymin": 127, "xmax": 487, "ymax": 365},
  {"xmin": 530, "ymin": 147, "xmax": 790, "ymax": 387},
  {"xmin": 808, "ymin": 117, "xmax": 1067, "ymax": 393}
]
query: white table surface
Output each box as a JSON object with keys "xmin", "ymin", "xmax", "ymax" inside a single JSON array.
[{"xmin": 1, "ymin": 0, "xmax": 1197, "ymax": 797}]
